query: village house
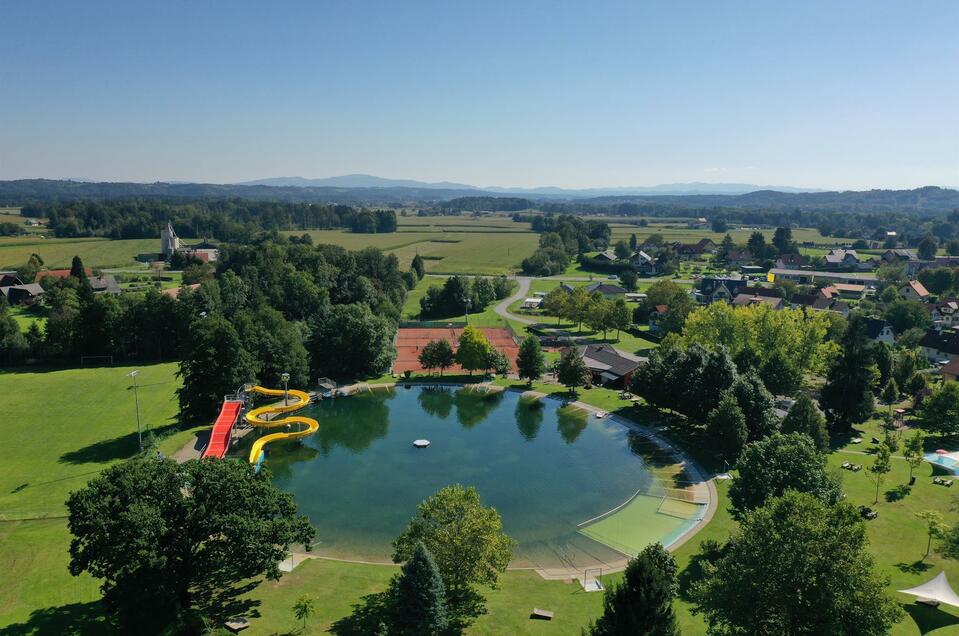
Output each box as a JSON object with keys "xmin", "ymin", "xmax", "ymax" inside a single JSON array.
[
  {"xmin": 942, "ymin": 358, "xmax": 959, "ymax": 382},
  {"xmin": 900, "ymin": 280, "xmax": 930, "ymax": 302},
  {"xmin": 929, "ymin": 300, "xmax": 959, "ymax": 327},
  {"xmin": 696, "ymin": 277, "xmax": 749, "ymax": 304},
  {"xmin": 919, "ymin": 329, "xmax": 959, "ymax": 363},
  {"xmin": 89, "ymin": 275, "xmax": 122, "ymax": 295},
  {"xmin": 862, "ymin": 317, "xmax": 895, "ymax": 345},
  {"xmin": 686, "ymin": 217, "xmax": 708, "ymax": 228},
  {"xmin": 789, "ymin": 291, "xmax": 851, "ymax": 316},
  {"xmin": 0, "ymin": 283, "xmax": 45, "ymax": 305},
  {"xmin": 723, "ymin": 249, "xmax": 753, "ymax": 268},
  {"xmin": 593, "ymin": 249, "xmax": 618, "ymax": 263},
  {"xmin": 672, "ymin": 238, "xmax": 716, "ymax": 259},
  {"xmin": 521, "ymin": 297, "xmax": 544, "ymax": 310},
  {"xmin": 575, "ymin": 343, "xmax": 646, "ymax": 388},
  {"xmin": 775, "ymin": 253, "xmax": 810, "ymax": 269},
  {"xmin": 833, "ymin": 283, "xmax": 866, "ymax": 300},
  {"xmin": 631, "ymin": 250, "xmax": 658, "ymax": 275},
  {"xmin": 0, "ymin": 272, "xmax": 24, "ymax": 287},
  {"xmin": 823, "ymin": 249, "xmax": 862, "ymax": 269},
  {"xmin": 731, "ymin": 293, "xmax": 785, "ymax": 310}
]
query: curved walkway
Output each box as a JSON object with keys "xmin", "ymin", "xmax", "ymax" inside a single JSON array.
[{"xmin": 493, "ymin": 276, "xmax": 536, "ymax": 324}]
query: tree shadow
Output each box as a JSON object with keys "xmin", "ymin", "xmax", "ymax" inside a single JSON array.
[
  {"xmin": 0, "ymin": 601, "xmax": 110, "ymax": 635},
  {"xmin": 886, "ymin": 484, "xmax": 912, "ymax": 502},
  {"xmin": 59, "ymin": 422, "xmax": 184, "ymax": 465},
  {"xmin": 678, "ymin": 540, "xmax": 725, "ymax": 602},
  {"xmin": 903, "ymin": 602, "xmax": 959, "ymax": 635},
  {"xmin": 330, "ymin": 590, "xmax": 391, "ymax": 636},
  {"xmin": 896, "ymin": 559, "xmax": 934, "ymax": 575}
]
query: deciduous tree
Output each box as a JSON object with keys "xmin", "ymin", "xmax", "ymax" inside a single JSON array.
[
  {"xmin": 692, "ymin": 492, "xmax": 902, "ymax": 635},
  {"xmin": 516, "ymin": 335, "xmax": 545, "ymax": 386},
  {"xmin": 67, "ymin": 458, "xmax": 314, "ymax": 634}
]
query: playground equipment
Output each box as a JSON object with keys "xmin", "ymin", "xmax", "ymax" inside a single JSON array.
[{"xmin": 244, "ymin": 385, "xmax": 319, "ymax": 468}]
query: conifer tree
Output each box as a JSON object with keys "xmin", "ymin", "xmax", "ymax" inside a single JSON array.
[{"xmin": 390, "ymin": 542, "xmax": 449, "ymax": 636}]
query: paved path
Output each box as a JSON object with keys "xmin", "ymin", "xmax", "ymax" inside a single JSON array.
[{"xmin": 493, "ymin": 276, "xmax": 536, "ymax": 325}]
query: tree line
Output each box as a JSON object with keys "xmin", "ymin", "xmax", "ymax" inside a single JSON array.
[{"xmin": 19, "ymin": 198, "xmax": 397, "ymax": 240}]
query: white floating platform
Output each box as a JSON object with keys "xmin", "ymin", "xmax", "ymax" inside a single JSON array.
[{"xmin": 413, "ymin": 439, "xmax": 431, "ymax": 448}]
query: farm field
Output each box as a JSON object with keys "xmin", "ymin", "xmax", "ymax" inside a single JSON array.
[
  {"xmin": 290, "ymin": 228, "xmax": 538, "ymax": 274},
  {"xmin": 0, "ymin": 236, "xmax": 156, "ymax": 270}
]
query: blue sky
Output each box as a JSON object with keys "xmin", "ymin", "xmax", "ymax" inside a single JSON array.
[{"xmin": 1, "ymin": 1, "xmax": 957, "ymax": 189}]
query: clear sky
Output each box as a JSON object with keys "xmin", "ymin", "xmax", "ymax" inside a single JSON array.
[{"xmin": 1, "ymin": 1, "xmax": 957, "ymax": 190}]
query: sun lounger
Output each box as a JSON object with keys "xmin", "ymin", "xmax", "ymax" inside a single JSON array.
[
  {"xmin": 851, "ymin": 437, "xmax": 863, "ymax": 444},
  {"xmin": 852, "ymin": 464, "xmax": 862, "ymax": 472},
  {"xmin": 841, "ymin": 461, "xmax": 852, "ymax": 469},
  {"xmin": 531, "ymin": 608, "xmax": 554, "ymax": 620}
]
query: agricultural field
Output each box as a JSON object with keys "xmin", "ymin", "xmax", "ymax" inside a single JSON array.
[
  {"xmin": 290, "ymin": 227, "xmax": 538, "ymax": 275},
  {"xmin": 0, "ymin": 236, "xmax": 156, "ymax": 270}
]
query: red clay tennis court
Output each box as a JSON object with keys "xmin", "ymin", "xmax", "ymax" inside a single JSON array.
[{"xmin": 394, "ymin": 327, "xmax": 520, "ymax": 374}]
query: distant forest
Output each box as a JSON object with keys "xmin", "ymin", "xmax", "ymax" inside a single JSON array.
[{"xmin": 16, "ymin": 199, "xmax": 397, "ymax": 240}]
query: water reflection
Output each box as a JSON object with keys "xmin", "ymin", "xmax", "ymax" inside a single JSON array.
[
  {"xmin": 515, "ymin": 398, "xmax": 545, "ymax": 441},
  {"xmin": 557, "ymin": 406, "xmax": 588, "ymax": 444},
  {"xmin": 417, "ymin": 386, "xmax": 454, "ymax": 420},
  {"xmin": 453, "ymin": 389, "xmax": 505, "ymax": 428},
  {"xmin": 311, "ymin": 389, "xmax": 393, "ymax": 454}
]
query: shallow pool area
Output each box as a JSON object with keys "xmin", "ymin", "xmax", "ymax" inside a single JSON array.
[{"xmin": 257, "ymin": 386, "xmax": 705, "ymax": 571}]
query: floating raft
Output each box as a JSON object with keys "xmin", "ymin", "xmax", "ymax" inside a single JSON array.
[{"xmin": 413, "ymin": 439, "xmax": 431, "ymax": 448}]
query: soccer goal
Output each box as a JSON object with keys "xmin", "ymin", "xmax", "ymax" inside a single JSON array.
[
  {"xmin": 80, "ymin": 355, "xmax": 114, "ymax": 367},
  {"xmin": 582, "ymin": 568, "xmax": 604, "ymax": 592}
]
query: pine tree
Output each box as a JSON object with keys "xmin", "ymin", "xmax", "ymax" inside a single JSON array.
[
  {"xmin": 881, "ymin": 378, "xmax": 899, "ymax": 406},
  {"xmin": 516, "ymin": 335, "xmax": 545, "ymax": 386},
  {"xmin": 586, "ymin": 543, "xmax": 679, "ymax": 636},
  {"xmin": 781, "ymin": 394, "xmax": 830, "ymax": 452},
  {"xmin": 69, "ymin": 255, "xmax": 87, "ymax": 281},
  {"xmin": 411, "ymin": 254, "xmax": 426, "ymax": 279},
  {"xmin": 389, "ymin": 542, "xmax": 449, "ymax": 636},
  {"xmin": 820, "ymin": 315, "xmax": 876, "ymax": 431},
  {"xmin": 707, "ymin": 392, "xmax": 748, "ymax": 464}
]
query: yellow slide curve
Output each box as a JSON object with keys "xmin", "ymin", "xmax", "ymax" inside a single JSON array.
[{"xmin": 245, "ymin": 385, "xmax": 319, "ymax": 466}]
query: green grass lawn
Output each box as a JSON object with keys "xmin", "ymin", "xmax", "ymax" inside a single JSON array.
[
  {"xmin": 8, "ymin": 304, "xmax": 45, "ymax": 331},
  {"xmin": 4, "ymin": 362, "xmax": 958, "ymax": 634},
  {"xmin": 0, "ymin": 236, "xmax": 157, "ymax": 270}
]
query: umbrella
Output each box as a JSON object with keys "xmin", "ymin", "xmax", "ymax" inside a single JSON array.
[{"xmin": 936, "ymin": 449, "xmax": 949, "ymax": 455}]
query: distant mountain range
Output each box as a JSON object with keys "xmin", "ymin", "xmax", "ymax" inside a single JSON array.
[
  {"xmin": 237, "ymin": 174, "xmax": 822, "ymax": 197},
  {"xmin": 0, "ymin": 179, "xmax": 956, "ymax": 214}
]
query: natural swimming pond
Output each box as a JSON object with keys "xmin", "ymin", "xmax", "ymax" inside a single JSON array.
[{"xmin": 261, "ymin": 386, "xmax": 704, "ymax": 571}]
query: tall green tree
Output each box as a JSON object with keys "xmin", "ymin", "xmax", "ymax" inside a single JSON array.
[
  {"xmin": 67, "ymin": 458, "xmax": 314, "ymax": 634},
  {"xmin": 69, "ymin": 254, "xmax": 88, "ymax": 281},
  {"xmin": 557, "ymin": 347, "xmax": 590, "ymax": 395},
  {"xmin": 609, "ymin": 298, "xmax": 632, "ymax": 340},
  {"xmin": 389, "ymin": 542, "xmax": 449, "ymax": 636},
  {"xmin": 729, "ymin": 432, "xmax": 841, "ymax": 519},
  {"xmin": 819, "ymin": 315, "xmax": 877, "ymax": 430},
  {"xmin": 392, "ymin": 485, "xmax": 515, "ymax": 626},
  {"xmin": 177, "ymin": 315, "xmax": 256, "ymax": 422},
  {"xmin": 917, "ymin": 381, "xmax": 959, "ymax": 435},
  {"xmin": 706, "ymin": 392, "xmax": 748, "ymax": 464},
  {"xmin": 516, "ymin": 335, "xmax": 546, "ymax": 386},
  {"xmin": 918, "ymin": 234, "xmax": 938, "ymax": 260},
  {"xmin": 780, "ymin": 394, "xmax": 830, "ymax": 452},
  {"xmin": 692, "ymin": 492, "xmax": 902, "ymax": 635},
  {"xmin": 411, "ymin": 254, "xmax": 426, "ymax": 279},
  {"xmin": 455, "ymin": 325, "xmax": 491, "ymax": 375},
  {"xmin": 293, "ymin": 595, "xmax": 316, "ymax": 631},
  {"xmin": 310, "ymin": 303, "xmax": 396, "ymax": 380},
  {"xmin": 586, "ymin": 543, "xmax": 679, "ymax": 636}
]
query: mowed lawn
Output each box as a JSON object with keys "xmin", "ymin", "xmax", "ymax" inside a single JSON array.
[
  {"xmin": 0, "ymin": 236, "xmax": 157, "ymax": 269},
  {"xmin": 0, "ymin": 363, "xmax": 209, "ymax": 631}
]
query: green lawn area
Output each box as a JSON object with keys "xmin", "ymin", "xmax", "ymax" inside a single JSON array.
[
  {"xmin": 8, "ymin": 304, "xmax": 45, "ymax": 331},
  {"xmin": 0, "ymin": 363, "xmax": 210, "ymax": 631},
  {"xmin": 0, "ymin": 236, "xmax": 157, "ymax": 270},
  {"xmin": 4, "ymin": 361, "xmax": 959, "ymax": 634}
]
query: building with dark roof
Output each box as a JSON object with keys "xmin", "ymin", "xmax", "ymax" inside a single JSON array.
[
  {"xmin": 861, "ymin": 317, "xmax": 895, "ymax": 345},
  {"xmin": 0, "ymin": 283, "xmax": 45, "ymax": 305},
  {"xmin": 919, "ymin": 329, "xmax": 959, "ymax": 363},
  {"xmin": 575, "ymin": 343, "xmax": 646, "ymax": 388},
  {"xmin": 585, "ymin": 282, "xmax": 626, "ymax": 297},
  {"xmin": 89, "ymin": 275, "xmax": 122, "ymax": 295}
]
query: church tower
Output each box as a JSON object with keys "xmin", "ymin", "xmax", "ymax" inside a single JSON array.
[{"xmin": 160, "ymin": 222, "xmax": 181, "ymax": 258}]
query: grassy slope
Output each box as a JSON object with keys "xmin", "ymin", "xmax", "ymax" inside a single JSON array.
[{"xmin": 0, "ymin": 363, "xmax": 209, "ymax": 630}]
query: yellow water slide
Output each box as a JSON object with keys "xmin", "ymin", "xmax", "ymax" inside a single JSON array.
[{"xmin": 245, "ymin": 385, "xmax": 319, "ymax": 466}]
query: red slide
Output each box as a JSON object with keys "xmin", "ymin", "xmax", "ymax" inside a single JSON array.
[{"xmin": 202, "ymin": 400, "xmax": 244, "ymax": 459}]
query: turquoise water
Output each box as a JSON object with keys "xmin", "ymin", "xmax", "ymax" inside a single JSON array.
[{"xmin": 264, "ymin": 386, "xmax": 660, "ymax": 569}]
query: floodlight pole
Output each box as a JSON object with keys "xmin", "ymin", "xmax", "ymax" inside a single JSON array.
[
  {"xmin": 128, "ymin": 370, "xmax": 143, "ymax": 452},
  {"xmin": 463, "ymin": 296, "xmax": 471, "ymax": 325},
  {"xmin": 282, "ymin": 372, "xmax": 290, "ymax": 406}
]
